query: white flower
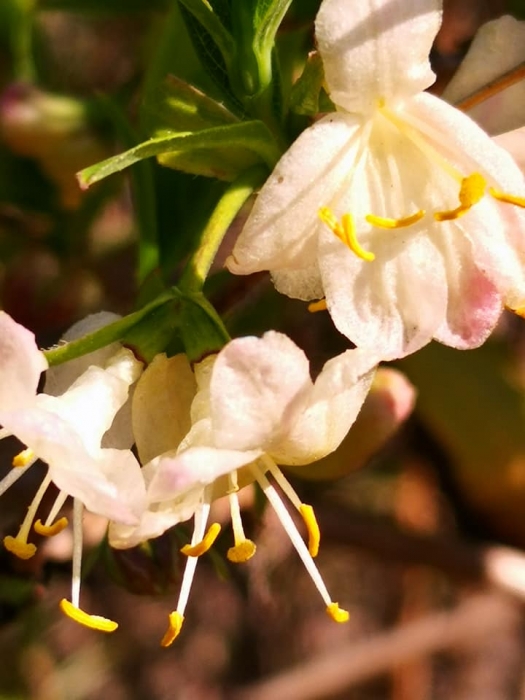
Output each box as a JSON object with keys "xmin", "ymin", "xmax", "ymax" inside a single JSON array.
[
  {"xmin": 228, "ymin": 0, "xmax": 525, "ymax": 360},
  {"xmin": 110, "ymin": 331, "xmax": 376, "ymax": 645},
  {"xmin": 0, "ymin": 311, "xmax": 146, "ymax": 632}
]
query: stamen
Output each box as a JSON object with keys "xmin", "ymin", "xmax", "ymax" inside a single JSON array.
[
  {"xmin": 60, "ymin": 499, "xmax": 118, "ymax": 633},
  {"xmin": 0, "ymin": 459, "xmax": 34, "ymax": 498},
  {"xmin": 489, "ymin": 188, "xmax": 525, "ymax": 208},
  {"xmin": 34, "ymin": 516, "xmax": 68, "ymax": 537},
  {"xmin": 59, "ymin": 599, "xmax": 118, "ymax": 633},
  {"xmin": 365, "ymin": 210, "xmax": 425, "ymax": 229},
  {"xmin": 181, "ymin": 522, "xmax": 221, "ymax": 557},
  {"xmin": 299, "ymin": 505, "xmax": 320, "ymax": 558},
  {"xmin": 434, "ymin": 173, "xmax": 487, "ymax": 221},
  {"xmin": 326, "ymin": 602, "xmax": 350, "ymax": 623},
  {"xmin": 3, "ymin": 471, "xmax": 53, "ymax": 559},
  {"xmin": 3, "ymin": 536, "xmax": 36, "ymax": 559},
  {"xmin": 161, "ymin": 611, "xmax": 184, "ymax": 647},
  {"xmin": 319, "ymin": 208, "xmax": 375, "ymax": 262},
  {"xmin": 12, "ymin": 448, "xmax": 35, "ymax": 468},
  {"xmin": 227, "ymin": 473, "xmax": 256, "ymax": 563},
  {"xmin": 261, "ymin": 456, "xmax": 321, "ymax": 558},
  {"xmin": 308, "ymin": 299, "xmax": 327, "ymax": 313},
  {"xmin": 162, "ymin": 500, "xmax": 211, "ymax": 647},
  {"xmin": 250, "ymin": 463, "xmax": 348, "ymax": 623}
]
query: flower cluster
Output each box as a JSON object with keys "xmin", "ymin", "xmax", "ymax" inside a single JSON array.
[
  {"xmin": 228, "ymin": 0, "xmax": 525, "ymax": 360},
  {"xmin": 2, "ymin": 0, "xmax": 525, "ymax": 649}
]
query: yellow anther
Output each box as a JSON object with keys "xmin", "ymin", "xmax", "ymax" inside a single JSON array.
[
  {"xmin": 319, "ymin": 207, "xmax": 375, "ymax": 262},
  {"xmin": 161, "ymin": 611, "xmax": 184, "ymax": 647},
  {"xmin": 34, "ymin": 517, "xmax": 68, "ymax": 537},
  {"xmin": 299, "ymin": 504, "xmax": 320, "ymax": 558},
  {"xmin": 509, "ymin": 305, "xmax": 525, "ymax": 318},
  {"xmin": 59, "ymin": 599, "xmax": 118, "ymax": 633},
  {"xmin": 326, "ymin": 602, "xmax": 350, "ymax": 623},
  {"xmin": 365, "ymin": 209, "xmax": 425, "ymax": 229},
  {"xmin": 434, "ymin": 172, "xmax": 487, "ymax": 221},
  {"xmin": 308, "ymin": 299, "xmax": 327, "ymax": 313},
  {"xmin": 227, "ymin": 539, "xmax": 257, "ymax": 563},
  {"xmin": 12, "ymin": 448, "xmax": 34, "ymax": 468},
  {"xmin": 181, "ymin": 522, "xmax": 221, "ymax": 557},
  {"xmin": 3, "ymin": 535, "xmax": 36, "ymax": 559},
  {"xmin": 489, "ymin": 188, "xmax": 525, "ymax": 208}
]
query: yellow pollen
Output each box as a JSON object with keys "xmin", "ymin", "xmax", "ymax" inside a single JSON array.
[
  {"xmin": 319, "ymin": 207, "xmax": 375, "ymax": 262},
  {"xmin": 180, "ymin": 522, "xmax": 221, "ymax": 557},
  {"xmin": 365, "ymin": 210, "xmax": 425, "ymax": 229},
  {"xmin": 299, "ymin": 504, "xmax": 320, "ymax": 558},
  {"xmin": 12, "ymin": 448, "xmax": 35, "ymax": 468},
  {"xmin": 489, "ymin": 188, "xmax": 525, "ymax": 208},
  {"xmin": 59, "ymin": 599, "xmax": 118, "ymax": 633},
  {"xmin": 227, "ymin": 539, "xmax": 256, "ymax": 563},
  {"xmin": 3, "ymin": 535, "xmax": 36, "ymax": 559},
  {"xmin": 308, "ymin": 299, "xmax": 327, "ymax": 313},
  {"xmin": 161, "ymin": 611, "xmax": 184, "ymax": 647},
  {"xmin": 326, "ymin": 602, "xmax": 350, "ymax": 623},
  {"xmin": 434, "ymin": 173, "xmax": 487, "ymax": 221},
  {"xmin": 34, "ymin": 517, "xmax": 68, "ymax": 537}
]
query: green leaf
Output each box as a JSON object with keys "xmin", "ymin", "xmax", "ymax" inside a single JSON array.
[
  {"xmin": 178, "ymin": 0, "xmax": 239, "ymax": 106},
  {"xmin": 253, "ymin": 0, "xmax": 293, "ymax": 59},
  {"xmin": 44, "ymin": 290, "xmax": 176, "ymax": 366},
  {"xmin": 289, "ymin": 50, "xmax": 325, "ymax": 115},
  {"xmin": 146, "ymin": 75, "xmax": 240, "ymax": 133},
  {"xmin": 78, "ymin": 121, "xmax": 281, "ymax": 186}
]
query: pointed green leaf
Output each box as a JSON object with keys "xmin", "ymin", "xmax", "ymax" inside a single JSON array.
[
  {"xmin": 78, "ymin": 121, "xmax": 280, "ymax": 187},
  {"xmin": 289, "ymin": 51, "xmax": 326, "ymax": 116}
]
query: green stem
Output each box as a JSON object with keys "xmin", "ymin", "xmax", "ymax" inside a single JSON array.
[
  {"xmin": 178, "ymin": 164, "xmax": 267, "ymax": 292},
  {"xmin": 43, "ymin": 290, "xmax": 175, "ymax": 366}
]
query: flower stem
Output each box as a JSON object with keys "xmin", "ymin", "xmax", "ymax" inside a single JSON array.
[{"xmin": 178, "ymin": 165, "xmax": 268, "ymax": 293}]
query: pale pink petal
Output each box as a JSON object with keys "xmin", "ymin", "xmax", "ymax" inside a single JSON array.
[
  {"xmin": 210, "ymin": 332, "xmax": 311, "ymax": 450},
  {"xmin": 147, "ymin": 446, "xmax": 262, "ymax": 502},
  {"xmin": 0, "ymin": 312, "xmax": 47, "ymax": 411}
]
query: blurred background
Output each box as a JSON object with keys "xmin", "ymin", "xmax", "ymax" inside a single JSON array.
[{"xmin": 2, "ymin": 0, "xmax": 525, "ymax": 698}]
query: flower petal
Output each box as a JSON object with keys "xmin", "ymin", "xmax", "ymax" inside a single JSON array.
[
  {"xmin": 210, "ymin": 332, "xmax": 312, "ymax": 451},
  {"xmin": 132, "ymin": 353, "xmax": 196, "ymax": 464},
  {"xmin": 227, "ymin": 113, "xmax": 365, "ymax": 280},
  {"xmin": 0, "ymin": 312, "xmax": 47, "ymax": 411},
  {"xmin": 495, "ymin": 128, "xmax": 525, "ymax": 173},
  {"xmin": 315, "ymin": 0, "xmax": 441, "ymax": 113},
  {"xmin": 0, "ymin": 407, "xmax": 144, "ymax": 524},
  {"xmin": 442, "ymin": 16, "xmax": 525, "ymax": 135},
  {"xmin": 269, "ymin": 348, "xmax": 377, "ymax": 465},
  {"xmin": 36, "ymin": 349, "xmax": 139, "ymax": 454},
  {"xmin": 146, "ymin": 446, "xmax": 261, "ymax": 502}
]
